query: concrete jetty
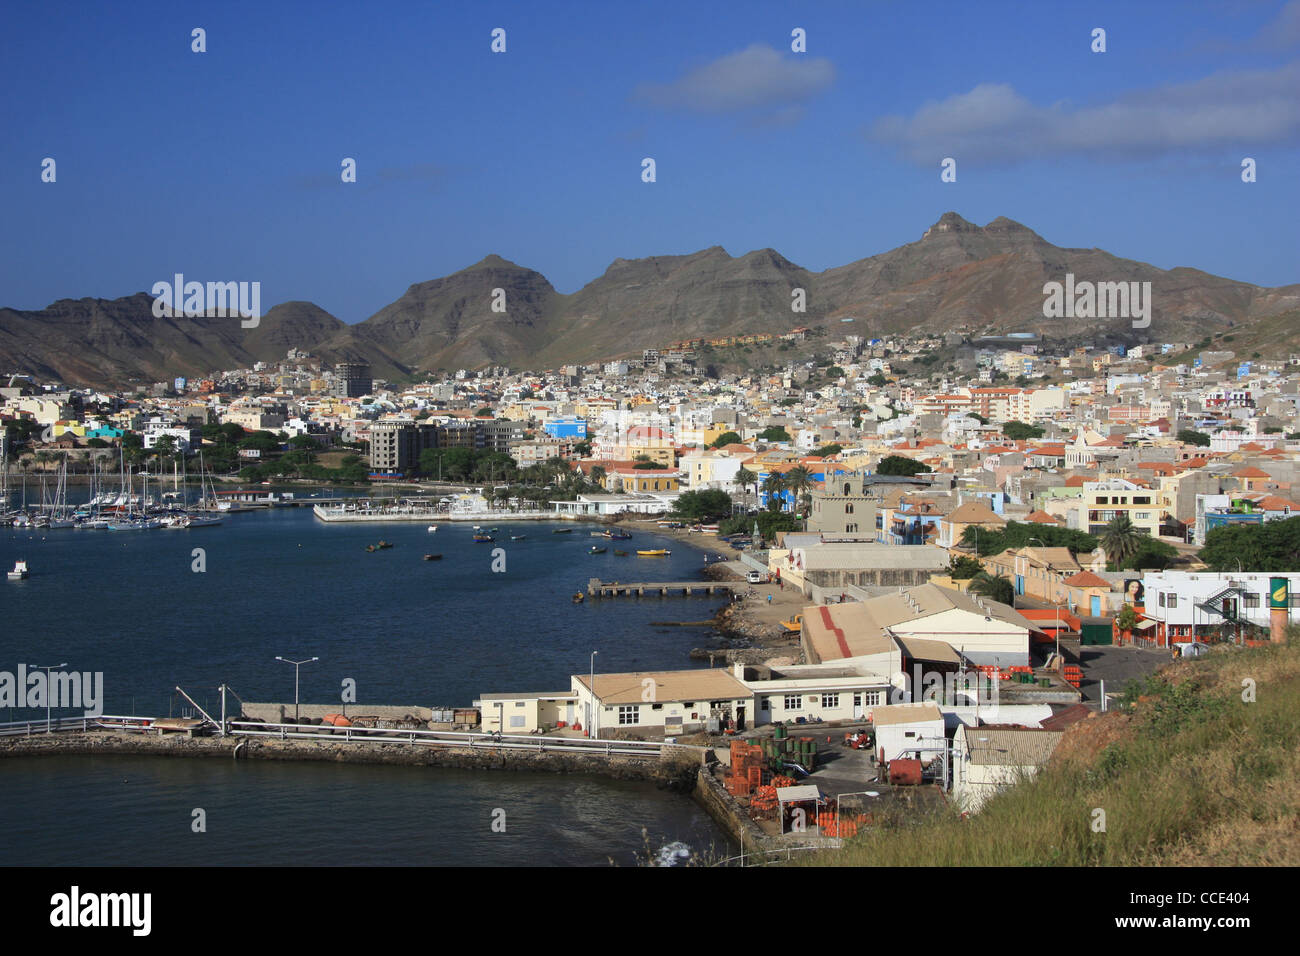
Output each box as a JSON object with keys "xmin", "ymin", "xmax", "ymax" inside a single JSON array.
[{"xmin": 587, "ymin": 578, "xmax": 740, "ymax": 598}]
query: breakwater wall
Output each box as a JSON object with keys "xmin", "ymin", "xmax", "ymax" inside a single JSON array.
[{"xmin": 0, "ymin": 731, "xmax": 703, "ymax": 791}]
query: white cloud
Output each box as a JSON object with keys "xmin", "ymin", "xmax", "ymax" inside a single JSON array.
[
  {"xmin": 870, "ymin": 62, "xmax": 1300, "ymax": 164},
  {"xmin": 635, "ymin": 44, "xmax": 834, "ymax": 115}
]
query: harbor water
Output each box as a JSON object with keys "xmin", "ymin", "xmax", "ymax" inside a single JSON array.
[{"xmin": 0, "ymin": 501, "xmax": 734, "ymax": 865}]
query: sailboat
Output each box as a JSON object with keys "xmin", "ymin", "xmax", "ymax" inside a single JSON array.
[{"xmin": 45, "ymin": 457, "xmax": 75, "ymax": 528}]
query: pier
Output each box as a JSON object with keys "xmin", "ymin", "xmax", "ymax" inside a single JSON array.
[{"xmin": 587, "ymin": 578, "xmax": 740, "ymax": 598}]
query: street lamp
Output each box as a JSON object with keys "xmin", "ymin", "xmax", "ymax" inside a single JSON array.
[
  {"xmin": 32, "ymin": 662, "xmax": 67, "ymax": 733},
  {"xmin": 274, "ymin": 656, "xmax": 318, "ymax": 720},
  {"xmin": 588, "ymin": 650, "xmax": 598, "ymax": 739}
]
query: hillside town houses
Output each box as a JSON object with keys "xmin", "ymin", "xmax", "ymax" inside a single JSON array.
[{"xmin": 5, "ymin": 330, "xmax": 1300, "ymax": 811}]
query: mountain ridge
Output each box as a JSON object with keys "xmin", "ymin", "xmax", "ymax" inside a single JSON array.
[{"xmin": 4, "ymin": 213, "xmax": 1297, "ymax": 387}]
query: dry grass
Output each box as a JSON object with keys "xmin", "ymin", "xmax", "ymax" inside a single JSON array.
[{"xmin": 796, "ymin": 641, "xmax": 1300, "ymax": 867}]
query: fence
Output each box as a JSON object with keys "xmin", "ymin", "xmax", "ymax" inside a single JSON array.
[
  {"xmin": 228, "ymin": 720, "xmax": 674, "ymax": 756},
  {"xmin": 0, "ymin": 715, "xmax": 142, "ymax": 737}
]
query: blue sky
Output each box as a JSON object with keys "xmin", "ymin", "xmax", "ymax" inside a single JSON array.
[{"xmin": 2, "ymin": 0, "xmax": 1297, "ymax": 323}]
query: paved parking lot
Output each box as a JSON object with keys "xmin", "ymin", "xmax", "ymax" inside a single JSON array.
[{"xmin": 1066, "ymin": 641, "xmax": 1170, "ymax": 703}]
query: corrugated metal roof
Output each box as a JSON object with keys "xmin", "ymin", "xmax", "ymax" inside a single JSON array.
[{"xmin": 963, "ymin": 727, "xmax": 1063, "ymax": 766}]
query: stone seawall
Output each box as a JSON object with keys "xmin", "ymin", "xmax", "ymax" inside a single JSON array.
[
  {"xmin": 692, "ymin": 765, "xmax": 781, "ymax": 855},
  {"xmin": 0, "ymin": 732, "xmax": 702, "ymax": 790}
]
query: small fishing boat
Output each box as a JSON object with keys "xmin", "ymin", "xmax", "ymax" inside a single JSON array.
[
  {"xmin": 511, "ymin": 534, "xmax": 526, "ymax": 540},
  {"xmin": 473, "ymin": 534, "xmax": 495, "ymax": 543},
  {"xmin": 423, "ymin": 553, "xmax": 443, "ymax": 561},
  {"xmin": 427, "ymin": 525, "xmax": 437, "ymax": 533},
  {"xmin": 588, "ymin": 546, "xmax": 607, "ymax": 554},
  {"xmin": 8, "ymin": 560, "xmax": 29, "ymax": 580},
  {"xmin": 636, "ymin": 549, "xmax": 671, "ymax": 557},
  {"xmin": 614, "ymin": 550, "xmax": 629, "ymax": 556},
  {"xmin": 606, "ymin": 530, "xmax": 632, "ymax": 540},
  {"xmin": 377, "ymin": 540, "xmax": 393, "ymax": 549},
  {"xmin": 572, "ymin": 591, "xmax": 585, "ymax": 603},
  {"xmin": 552, "ymin": 528, "xmax": 572, "ymax": 534}
]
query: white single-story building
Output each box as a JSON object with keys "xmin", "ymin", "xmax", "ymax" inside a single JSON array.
[
  {"xmin": 472, "ymin": 691, "xmax": 579, "ymax": 733},
  {"xmin": 571, "ymin": 668, "xmax": 752, "ymax": 739},
  {"xmin": 951, "ymin": 725, "xmax": 1063, "ymax": 813},
  {"xmin": 733, "ymin": 661, "xmax": 894, "ymax": 726},
  {"xmin": 872, "ymin": 702, "xmax": 946, "ymax": 766}
]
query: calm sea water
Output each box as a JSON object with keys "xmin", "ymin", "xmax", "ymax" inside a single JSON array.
[{"xmin": 0, "ymin": 499, "xmax": 732, "ymax": 865}]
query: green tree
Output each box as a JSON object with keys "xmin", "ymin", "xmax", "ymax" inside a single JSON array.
[
  {"xmin": 1177, "ymin": 429, "xmax": 1211, "ymax": 448},
  {"xmin": 674, "ymin": 489, "xmax": 733, "ymax": 521},
  {"xmin": 735, "ymin": 466, "xmax": 757, "ymax": 501},
  {"xmin": 1002, "ymin": 421, "xmax": 1044, "ymax": 441},
  {"xmin": 719, "ymin": 510, "xmax": 799, "ymax": 539},
  {"xmin": 758, "ymin": 426, "xmax": 792, "ymax": 443},
  {"xmin": 1100, "ymin": 514, "xmax": 1143, "ymax": 568},
  {"xmin": 1198, "ymin": 516, "xmax": 1300, "ymax": 572},
  {"xmin": 948, "ymin": 556, "xmax": 985, "ymax": 580},
  {"xmin": 968, "ymin": 572, "xmax": 1015, "ymax": 606},
  {"xmin": 959, "ymin": 521, "xmax": 1097, "ymax": 557},
  {"xmin": 763, "ymin": 472, "xmax": 788, "ymax": 512},
  {"xmin": 813, "ymin": 444, "xmax": 842, "ymax": 457},
  {"xmin": 876, "ymin": 455, "xmax": 932, "ymax": 477},
  {"xmin": 866, "ymin": 373, "xmax": 888, "ymax": 387},
  {"xmin": 783, "ymin": 465, "xmax": 814, "ymax": 524},
  {"xmin": 1116, "ymin": 538, "xmax": 1178, "ymax": 572},
  {"xmin": 709, "ymin": 431, "xmax": 742, "ymax": 448}
]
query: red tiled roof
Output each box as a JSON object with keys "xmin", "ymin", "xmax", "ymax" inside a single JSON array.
[{"xmin": 1064, "ymin": 570, "xmax": 1111, "ymax": 588}]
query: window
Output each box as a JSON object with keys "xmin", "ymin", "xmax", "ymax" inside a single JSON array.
[
  {"xmin": 651, "ymin": 703, "xmax": 663, "ymax": 711},
  {"xmin": 845, "ymin": 503, "xmax": 854, "ymax": 514},
  {"xmin": 783, "ymin": 695, "xmax": 801, "ymax": 711},
  {"xmin": 509, "ymin": 715, "xmax": 526, "ymax": 728},
  {"xmin": 514, "ymin": 701, "xmax": 525, "ymax": 707},
  {"xmin": 1159, "ymin": 592, "xmax": 1166, "ymax": 607},
  {"xmin": 1134, "ymin": 496, "xmax": 1152, "ymax": 505},
  {"xmin": 760, "ymin": 697, "xmax": 771, "ymax": 711},
  {"xmin": 1244, "ymin": 593, "xmax": 1261, "ymax": 609},
  {"xmin": 618, "ymin": 706, "xmax": 638, "ymax": 725},
  {"xmin": 864, "ymin": 691, "xmax": 883, "ymax": 707},
  {"xmin": 821, "ymin": 693, "xmax": 840, "ymax": 708},
  {"xmin": 1167, "ymin": 594, "xmax": 1177, "ymax": 609},
  {"xmin": 853, "ymin": 693, "xmax": 862, "ymax": 707}
]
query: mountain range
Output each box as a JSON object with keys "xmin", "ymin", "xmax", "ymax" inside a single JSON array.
[{"xmin": 3, "ymin": 212, "xmax": 1297, "ymax": 388}]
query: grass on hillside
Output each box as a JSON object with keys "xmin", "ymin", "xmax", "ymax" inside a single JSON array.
[{"xmin": 801, "ymin": 640, "xmax": 1300, "ymax": 866}]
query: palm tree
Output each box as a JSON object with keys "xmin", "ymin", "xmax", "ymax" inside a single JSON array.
[
  {"xmin": 968, "ymin": 571, "xmax": 1015, "ymax": 607},
  {"xmin": 735, "ymin": 466, "xmax": 757, "ymax": 503},
  {"xmin": 783, "ymin": 466, "xmax": 813, "ymax": 505},
  {"xmin": 1100, "ymin": 514, "xmax": 1142, "ymax": 569},
  {"xmin": 590, "ymin": 465, "xmax": 606, "ymax": 490},
  {"xmin": 762, "ymin": 472, "xmax": 787, "ymax": 512}
]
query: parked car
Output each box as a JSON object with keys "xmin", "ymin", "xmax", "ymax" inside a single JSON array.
[{"xmin": 747, "ymin": 570, "xmax": 764, "ymax": 584}]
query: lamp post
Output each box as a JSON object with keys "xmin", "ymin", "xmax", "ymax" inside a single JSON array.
[
  {"xmin": 588, "ymin": 650, "xmax": 598, "ymax": 739},
  {"xmin": 32, "ymin": 662, "xmax": 67, "ymax": 733},
  {"xmin": 274, "ymin": 656, "xmax": 318, "ymax": 720}
]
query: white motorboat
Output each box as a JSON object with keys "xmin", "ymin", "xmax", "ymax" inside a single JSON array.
[{"xmin": 8, "ymin": 560, "xmax": 29, "ymax": 580}]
